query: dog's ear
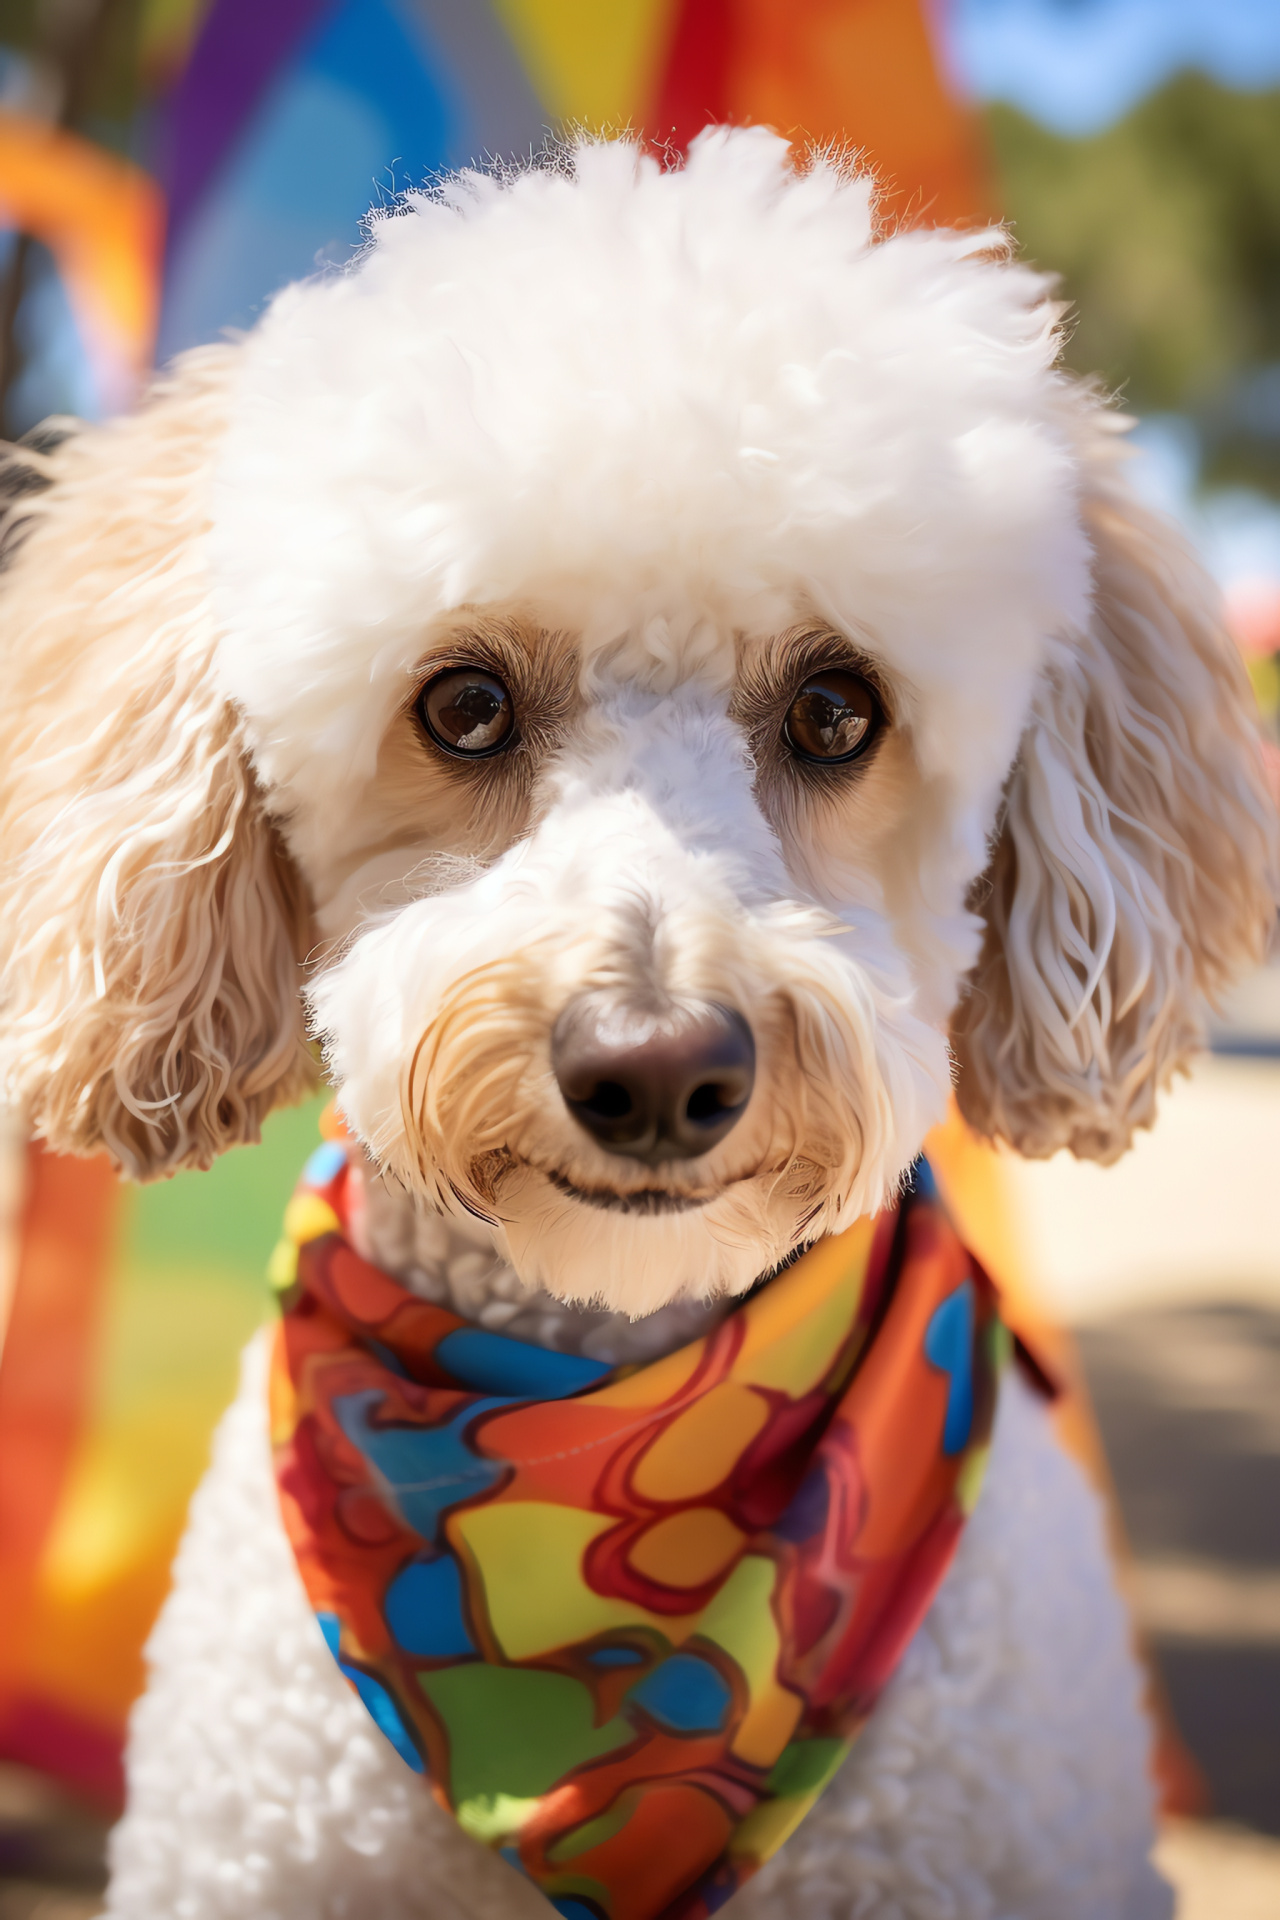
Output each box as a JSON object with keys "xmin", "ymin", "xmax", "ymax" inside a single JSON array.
[
  {"xmin": 951, "ymin": 434, "xmax": 1277, "ymax": 1163},
  {"xmin": 0, "ymin": 351, "xmax": 317, "ymax": 1178}
]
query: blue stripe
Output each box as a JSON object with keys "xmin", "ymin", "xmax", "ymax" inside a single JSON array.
[{"xmin": 435, "ymin": 1327, "xmax": 612, "ymax": 1398}]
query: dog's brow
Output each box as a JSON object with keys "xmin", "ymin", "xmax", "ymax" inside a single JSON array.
[
  {"xmin": 410, "ymin": 614, "xmax": 549, "ymax": 686},
  {"xmin": 731, "ymin": 625, "xmax": 893, "ymax": 727},
  {"xmin": 407, "ymin": 618, "xmax": 580, "ymax": 741}
]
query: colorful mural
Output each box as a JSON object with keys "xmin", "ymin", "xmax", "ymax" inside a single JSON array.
[{"xmin": 0, "ymin": 0, "xmax": 987, "ymax": 430}]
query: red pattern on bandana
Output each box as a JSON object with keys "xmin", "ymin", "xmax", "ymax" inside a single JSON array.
[{"xmin": 271, "ymin": 1137, "xmax": 1003, "ymax": 1920}]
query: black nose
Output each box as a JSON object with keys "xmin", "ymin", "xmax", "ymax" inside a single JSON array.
[{"xmin": 551, "ymin": 999, "xmax": 756, "ymax": 1164}]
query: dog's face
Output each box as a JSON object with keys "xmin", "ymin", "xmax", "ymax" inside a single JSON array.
[
  {"xmin": 262, "ymin": 618, "xmax": 945, "ymax": 1311},
  {"xmin": 205, "ymin": 132, "xmax": 1089, "ymax": 1307},
  {"xmin": 0, "ymin": 132, "xmax": 1272, "ymax": 1315}
]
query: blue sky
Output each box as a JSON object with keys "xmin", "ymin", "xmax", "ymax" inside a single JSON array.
[{"xmin": 946, "ymin": 0, "xmax": 1280, "ymax": 134}]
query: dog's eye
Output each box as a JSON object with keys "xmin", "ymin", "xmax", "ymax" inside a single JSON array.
[
  {"xmin": 418, "ymin": 667, "xmax": 516, "ymax": 757},
  {"xmin": 783, "ymin": 669, "xmax": 880, "ymax": 764}
]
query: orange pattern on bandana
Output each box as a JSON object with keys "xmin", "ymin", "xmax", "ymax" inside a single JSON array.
[{"xmin": 271, "ymin": 1137, "xmax": 1004, "ymax": 1920}]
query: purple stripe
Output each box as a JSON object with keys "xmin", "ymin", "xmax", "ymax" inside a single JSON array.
[{"xmin": 161, "ymin": 0, "xmax": 337, "ymax": 246}]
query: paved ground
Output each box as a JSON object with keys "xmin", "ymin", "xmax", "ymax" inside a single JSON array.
[
  {"xmin": 1008, "ymin": 1025, "xmax": 1280, "ymax": 1914},
  {"xmin": 1155, "ymin": 1820, "xmax": 1280, "ymax": 1920},
  {"xmin": 1077, "ymin": 1303, "xmax": 1280, "ymax": 1839}
]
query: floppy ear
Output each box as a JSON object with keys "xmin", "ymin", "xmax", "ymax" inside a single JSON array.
[
  {"xmin": 951, "ymin": 433, "xmax": 1278, "ymax": 1164},
  {"xmin": 0, "ymin": 351, "xmax": 317, "ymax": 1178}
]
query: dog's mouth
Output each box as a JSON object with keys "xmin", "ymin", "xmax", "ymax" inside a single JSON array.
[{"xmin": 544, "ymin": 1169, "xmax": 714, "ymax": 1215}]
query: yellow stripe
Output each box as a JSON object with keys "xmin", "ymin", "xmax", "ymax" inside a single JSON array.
[{"xmin": 491, "ymin": 0, "xmax": 680, "ymax": 130}]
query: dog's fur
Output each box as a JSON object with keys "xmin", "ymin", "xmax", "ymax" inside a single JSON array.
[{"xmin": 0, "ymin": 131, "xmax": 1274, "ymax": 1917}]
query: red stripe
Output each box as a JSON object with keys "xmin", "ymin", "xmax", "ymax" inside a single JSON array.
[
  {"xmin": 0, "ymin": 1691, "xmax": 125, "ymax": 1810},
  {"xmin": 648, "ymin": 0, "xmax": 735, "ymax": 156}
]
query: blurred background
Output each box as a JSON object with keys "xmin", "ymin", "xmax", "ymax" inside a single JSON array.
[{"xmin": 0, "ymin": 3, "xmax": 1276, "ymax": 1917}]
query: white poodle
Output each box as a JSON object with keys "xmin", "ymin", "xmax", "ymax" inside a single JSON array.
[{"xmin": 0, "ymin": 131, "xmax": 1273, "ymax": 1920}]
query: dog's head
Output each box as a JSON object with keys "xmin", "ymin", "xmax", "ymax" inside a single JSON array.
[{"xmin": 0, "ymin": 132, "xmax": 1272, "ymax": 1312}]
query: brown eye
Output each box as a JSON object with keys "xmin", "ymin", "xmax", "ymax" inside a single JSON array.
[
  {"xmin": 418, "ymin": 667, "xmax": 515, "ymax": 757},
  {"xmin": 783, "ymin": 668, "xmax": 880, "ymax": 764}
]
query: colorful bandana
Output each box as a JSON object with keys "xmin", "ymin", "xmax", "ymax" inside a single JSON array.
[{"xmin": 270, "ymin": 1134, "xmax": 1005, "ymax": 1920}]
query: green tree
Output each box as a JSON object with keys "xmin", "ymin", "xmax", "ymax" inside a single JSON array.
[{"xmin": 986, "ymin": 74, "xmax": 1280, "ymax": 494}]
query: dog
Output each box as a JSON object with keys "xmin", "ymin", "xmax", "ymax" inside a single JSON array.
[{"xmin": 0, "ymin": 130, "xmax": 1273, "ymax": 1920}]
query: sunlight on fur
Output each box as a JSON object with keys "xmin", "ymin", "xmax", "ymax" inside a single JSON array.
[{"xmin": 0, "ymin": 128, "xmax": 1272, "ymax": 1322}]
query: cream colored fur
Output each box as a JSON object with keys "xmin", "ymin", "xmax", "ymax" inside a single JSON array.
[
  {"xmin": 0, "ymin": 354, "xmax": 314, "ymax": 1175},
  {"xmin": 953, "ymin": 449, "xmax": 1276, "ymax": 1160}
]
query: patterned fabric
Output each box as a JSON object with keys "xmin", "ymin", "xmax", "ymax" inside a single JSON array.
[{"xmin": 271, "ymin": 1133, "xmax": 1005, "ymax": 1920}]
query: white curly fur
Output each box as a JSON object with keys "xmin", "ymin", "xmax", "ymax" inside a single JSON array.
[
  {"xmin": 108, "ymin": 1339, "xmax": 1171, "ymax": 1920},
  {"xmin": 0, "ymin": 128, "xmax": 1273, "ymax": 1916}
]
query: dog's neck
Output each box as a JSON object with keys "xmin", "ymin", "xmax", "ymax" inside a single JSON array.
[{"xmin": 350, "ymin": 1153, "xmax": 734, "ymax": 1365}]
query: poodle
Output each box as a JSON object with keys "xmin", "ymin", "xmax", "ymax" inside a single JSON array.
[{"xmin": 0, "ymin": 130, "xmax": 1273, "ymax": 1920}]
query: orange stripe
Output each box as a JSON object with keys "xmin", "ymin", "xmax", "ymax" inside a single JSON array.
[
  {"xmin": 0, "ymin": 1147, "xmax": 120, "ymax": 1717},
  {"xmin": 721, "ymin": 0, "xmax": 992, "ymax": 227},
  {"xmin": 0, "ymin": 111, "xmax": 163, "ymax": 389}
]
